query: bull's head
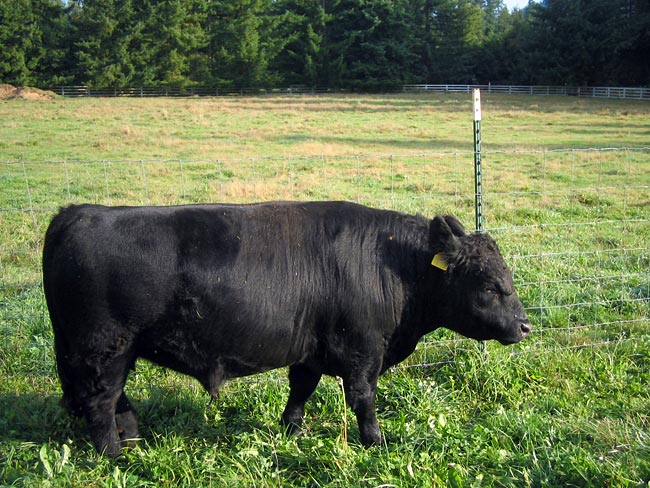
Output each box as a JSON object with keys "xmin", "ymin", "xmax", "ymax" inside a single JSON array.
[{"xmin": 430, "ymin": 216, "xmax": 531, "ymax": 345}]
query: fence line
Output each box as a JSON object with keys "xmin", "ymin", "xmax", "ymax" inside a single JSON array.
[
  {"xmin": 1, "ymin": 148, "xmax": 649, "ymax": 377},
  {"xmin": 49, "ymin": 85, "xmax": 650, "ymax": 101},
  {"xmin": 403, "ymin": 84, "xmax": 650, "ymax": 100}
]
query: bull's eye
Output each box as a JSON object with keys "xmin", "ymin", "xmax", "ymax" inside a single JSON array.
[{"xmin": 480, "ymin": 288, "xmax": 499, "ymax": 302}]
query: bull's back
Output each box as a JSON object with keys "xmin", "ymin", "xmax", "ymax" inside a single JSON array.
[{"xmin": 43, "ymin": 203, "xmax": 344, "ymax": 362}]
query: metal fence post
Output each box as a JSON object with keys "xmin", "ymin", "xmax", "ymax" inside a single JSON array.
[{"xmin": 473, "ymin": 89, "xmax": 483, "ymax": 233}]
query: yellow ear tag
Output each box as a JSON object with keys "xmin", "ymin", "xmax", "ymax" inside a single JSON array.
[{"xmin": 431, "ymin": 253, "xmax": 448, "ymax": 271}]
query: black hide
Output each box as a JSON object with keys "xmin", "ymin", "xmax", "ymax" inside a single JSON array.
[{"xmin": 42, "ymin": 201, "xmax": 530, "ymax": 456}]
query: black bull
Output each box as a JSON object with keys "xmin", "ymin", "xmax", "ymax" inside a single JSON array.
[{"xmin": 42, "ymin": 201, "xmax": 531, "ymax": 456}]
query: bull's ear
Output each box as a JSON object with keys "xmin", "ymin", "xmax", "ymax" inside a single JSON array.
[
  {"xmin": 429, "ymin": 215, "xmax": 462, "ymax": 254},
  {"xmin": 444, "ymin": 215, "xmax": 466, "ymax": 237}
]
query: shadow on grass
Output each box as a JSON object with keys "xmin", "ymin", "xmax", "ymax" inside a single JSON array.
[
  {"xmin": 0, "ymin": 387, "xmax": 275, "ymax": 452},
  {"xmin": 135, "ymin": 385, "xmax": 271, "ymax": 445},
  {"xmin": 0, "ymin": 394, "xmax": 77, "ymax": 445}
]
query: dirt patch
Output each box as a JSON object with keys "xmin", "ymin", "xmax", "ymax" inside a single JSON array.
[
  {"xmin": 0, "ymin": 84, "xmax": 16, "ymax": 98},
  {"xmin": 0, "ymin": 84, "xmax": 57, "ymax": 100}
]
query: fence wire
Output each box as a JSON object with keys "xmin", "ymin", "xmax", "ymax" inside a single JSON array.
[{"xmin": 1, "ymin": 148, "xmax": 649, "ymax": 383}]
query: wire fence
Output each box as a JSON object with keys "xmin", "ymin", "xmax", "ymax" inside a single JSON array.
[{"xmin": 1, "ymin": 147, "xmax": 649, "ymax": 381}]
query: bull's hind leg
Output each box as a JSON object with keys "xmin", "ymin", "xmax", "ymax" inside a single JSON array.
[
  {"xmin": 79, "ymin": 353, "xmax": 137, "ymax": 457},
  {"xmin": 83, "ymin": 385, "xmax": 124, "ymax": 456},
  {"xmin": 280, "ymin": 364, "xmax": 322, "ymax": 435},
  {"xmin": 56, "ymin": 364, "xmax": 84, "ymax": 418},
  {"xmin": 52, "ymin": 333, "xmax": 84, "ymax": 418}
]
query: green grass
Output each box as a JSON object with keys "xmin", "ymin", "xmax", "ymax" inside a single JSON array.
[
  {"xmin": 1, "ymin": 93, "xmax": 649, "ymax": 486},
  {"xmin": 1, "ymin": 93, "xmax": 649, "ymax": 162}
]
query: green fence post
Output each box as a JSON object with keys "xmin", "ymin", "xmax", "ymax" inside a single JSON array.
[{"xmin": 473, "ymin": 89, "xmax": 483, "ymax": 233}]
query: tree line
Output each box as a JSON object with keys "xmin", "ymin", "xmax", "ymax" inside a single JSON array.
[{"xmin": 1, "ymin": 0, "xmax": 648, "ymax": 90}]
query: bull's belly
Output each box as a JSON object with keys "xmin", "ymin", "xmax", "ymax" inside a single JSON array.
[{"xmin": 136, "ymin": 324, "xmax": 311, "ymax": 394}]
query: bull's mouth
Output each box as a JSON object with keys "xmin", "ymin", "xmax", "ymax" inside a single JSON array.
[
  {"xmin": 498, "ymin": 336, "xmax": 523, "ymax": 345},
  {"xmin": 498, "ymin": 322, "xmax": 532, "ymax": 345}
]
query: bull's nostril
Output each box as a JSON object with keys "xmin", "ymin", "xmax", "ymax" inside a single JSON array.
[{"xmin": 520, "ymin": 322, "xmax": 532, "ymax": 335}]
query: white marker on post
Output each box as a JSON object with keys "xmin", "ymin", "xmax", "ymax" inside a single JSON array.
[{"xmin": 473, "ymin": 88, "xmax": 482, "ymax": 121}]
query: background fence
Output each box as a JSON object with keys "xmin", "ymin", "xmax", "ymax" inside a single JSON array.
[
  {"xmin": 403, "ymin": 84, "xmax": 650, "ymax": 100},
  {"xmin": 1, "ymin": 147, "xmax": 649, "ymax": 380},
  {"xmin": 49, "ymin": 85, "xmax": 650, "ymax": 101}
]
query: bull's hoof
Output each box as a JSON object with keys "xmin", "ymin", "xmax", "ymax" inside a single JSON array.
[
  {"xmin": 115, "ymin": 412, "xmax": 138, "ymax": 440},
  {"xmin": 280, "ymin": 420, "xmax": 304, "ymax": 438},
  {"xmin": 360, "ymin": 429, "xmax": 382, "ymax": 447},
  {"xmin": 98, "ymin": 441, "xmax": 123, "ymax": 458},
  {"xmin": 116, "ymin": 429, "xmax": 140, "ymax": 450}
]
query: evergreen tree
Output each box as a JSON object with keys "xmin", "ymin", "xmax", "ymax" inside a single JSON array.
[
  {"xmin": 270, "ymin": 0, "xmax": 329, "ymax": 87},
  {"xmin": 71, "ymin": 0, "xmax": 142, "ymax": 88},
  {"xmin": 491, "ymin": 8, "xmax": 535, "ymax": 84},
  {"xmin": 31, "ymin": 0, "xmax": 74, "ymax": 85},
  {"xmin": 431, "ymin": 0, "xmax": 485, "ymax": 83},
  {"xmin": 324, "ymin": 0, "xmax": 423, "ymax": 89},
  {"xmin": 611, "ymin": 0, "xmax": 650, "ymax": 85},
  {"xmin": 2, "ymin": 0, "xmax": 648, "ymax": 90},
  {"xmin": 521, "ymin": 0, "xmax": 635, "ymax": 85},
  {"xmin": 0, "ymin": 0, "xmax": 71, "ymax": 86},
  {"xmin": 0, "ymin": 0, "xmax": 38, "ymax": 85},
  {"xmin": 139, "ymin": 0, "xmax": 208, "ymax": 88},
  {"xmin": 206, "ymin": 0, "xmax": 287, "ymax": 87}
]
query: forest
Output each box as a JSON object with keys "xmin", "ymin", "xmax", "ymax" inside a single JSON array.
[{"xmin": 1, "ymin": 0, "xmax": 649, "ymax": 90}]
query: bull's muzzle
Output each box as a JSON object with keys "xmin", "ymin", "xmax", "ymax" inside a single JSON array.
[{"xmin": 515, "ymin": 314, "xmax": 532, "ymax": 339}]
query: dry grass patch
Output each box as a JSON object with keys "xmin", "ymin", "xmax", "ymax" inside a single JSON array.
[{"xmin": 0, "ymin": 84, "xmax": 57, "ymax": 100}]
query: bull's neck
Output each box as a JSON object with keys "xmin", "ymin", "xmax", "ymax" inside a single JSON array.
[{"xmin": 381, "ymin": 243, "xmax": 447, "ymax": 372}]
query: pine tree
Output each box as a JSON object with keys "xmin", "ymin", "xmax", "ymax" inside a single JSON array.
[
  {"xmin": 270, "ymin": 0, "xmax": 329, "ymax": 87},
  {"xmin": 139, "ymin": 0, "xmax": 208, "ymax": 88},
  {"xmin": 324, "ymin": 0, "xmax": 423, "ymax": 89},
  {"xmin": 71, "ymin": 0, "xmax": 141, "ymax": 88},
  {"xmin": 206, "ymin": 0, "xmax": 287, "ymax": 87}
]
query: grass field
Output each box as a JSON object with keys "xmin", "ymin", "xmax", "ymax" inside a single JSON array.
[
  {"xmin": 1, "ymin": 93, "xmax": 649, "ymax": 487},
  {"xmin": 2, "ymin": 93, "xmax": 650, "ymax": 161}
]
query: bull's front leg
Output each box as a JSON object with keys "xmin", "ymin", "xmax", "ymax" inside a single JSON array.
[
  {"xmin": 342, "ymin": 371, "xmax": 382, "ymax": 446},
  {"xmin": 280, "ymin": 364, "xmax": 322, "ymax": 435},
  {"xmin": 115, "ymin": 392, "xmax": 139, "ymax": 447}
]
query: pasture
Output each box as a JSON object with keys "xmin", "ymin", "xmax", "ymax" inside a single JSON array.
[{"xmin": 1, "ymin": 93, "xmax": 649, "ymax": 487}]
